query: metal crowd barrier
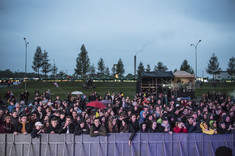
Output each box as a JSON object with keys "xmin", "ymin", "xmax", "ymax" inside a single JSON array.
[{"xmin": 0, "ymin": 133, "xmax": 234, "ymax": 156}]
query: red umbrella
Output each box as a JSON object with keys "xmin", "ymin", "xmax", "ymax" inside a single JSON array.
[{"xmin": 86, "ymin": 101, "xmax": 106, "ymax": 109}]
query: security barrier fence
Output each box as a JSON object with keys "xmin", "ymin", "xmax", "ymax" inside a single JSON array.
[{"xmin": 0, "ymin": 133, "xmax": 234, "ymax": 156}]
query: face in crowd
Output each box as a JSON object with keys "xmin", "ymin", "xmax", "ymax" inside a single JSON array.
[{"xmin": 94, "ymin": 119, "xmax": 100, "ymax": 127}]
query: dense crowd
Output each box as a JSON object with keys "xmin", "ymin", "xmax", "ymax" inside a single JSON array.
[{"xmin": 0, "ymin": 89, "xmax": 234, "ymax": 145}]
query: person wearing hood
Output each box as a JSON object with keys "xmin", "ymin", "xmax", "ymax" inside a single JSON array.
[
  {"xmin": 138, "ymin": 111, "xmax": 147, "ymax": 126},
  {"xmin": 74, "ymin": 119, "xmax": 90, "ymax": 135},
  {"xmin": 148, "ymin": 121, "xmax": 159, "ymax": 133},
  {"xmin": 146, "ymin": 114, "xmax": 154, "ymax": 128},
  {"xmin": 217, "ymin": 121, "xmax": 232, "ymax": 134},
  {"xmin": 209, "ymin": 120, "xmax": 217, "ymax": 131},
  {"xmin": 138, "ymin": 122, "xmax": 148, "ymax": 133},
  {"xmin": 223, "ymin": 115, "xmax": 232, "ymax": 130},
  {"xmin": 200, "ymin": 121, "xmax": 217, "ymax": 135}
]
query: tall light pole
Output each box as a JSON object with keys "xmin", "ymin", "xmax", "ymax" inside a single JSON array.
[
  {"xmin": 190, "ymin": 40, "xmax": 201, "ymax": 81},
  {"xmin": 23, "ymin": 38, "xmax": 29, "ymax": 90}
]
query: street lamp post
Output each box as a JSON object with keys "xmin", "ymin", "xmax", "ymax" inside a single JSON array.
[
  {"xmin": 190, "ymin": 40, "xmax": 201, "ymax": 81},
  {"xmin": 23, "ymin": 38, "xmax": 29, "ymax": 90}
]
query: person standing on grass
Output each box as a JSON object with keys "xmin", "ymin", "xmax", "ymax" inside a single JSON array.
[{"xmin": 24, "ymin": 90, "xmax": 29, "ymax": 105}]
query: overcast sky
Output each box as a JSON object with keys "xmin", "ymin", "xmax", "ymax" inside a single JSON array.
[{"xmin": 0, "ymin": 0, "xmax": 234, "ymax": 77}]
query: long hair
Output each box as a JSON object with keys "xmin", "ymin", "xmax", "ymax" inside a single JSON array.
[{"xmin": 108, "ymin": 118, "xmax": 119, "ymax": 133}]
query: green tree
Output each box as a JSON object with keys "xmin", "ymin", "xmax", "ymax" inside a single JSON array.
[
  {"xmin": 32, "ymin": 46, "xmax": 43, "ymax": 77},
  {"xmin": 89, "ymin": 64, "xmax": 96, "ymax": 78},
  {"xmin": 51, "ymin": 60, "xmax": 58, "ymax": 78},
  {"xmin": 104, "ymin": 66, "xmax": 110, "ymax": 76},
  {"xmin": 116, "ymin": 59, "xmax": 125, "ymax": 78},
  {"xmin": 137, "ymin": 61, "xmax": 145, "ymax": 79},
  {"xmin": 227, "ymin": 57, "xmax": 235, "ymax": 78},
  {"xmin": 146, "ymin": 64, "xmax": 151, "ymax": 72},
  {"xmin": 112, "ymin": 64, "xmax": 116, "ymax": 79},
  {"xmin": 206, "ymin": 53, "xmax": 222, "ymax": 80},
  {"xmin": 41, "ymin": 50, "xmax": 52, "ymax": 77},
  {"xmin": 75, "ymin": 44, "xmax": 90, "ymax": 79},
  {"xmin": 98, "ymin": 58, "xmax": 105, "ymax": 75},
  {"xmin": 180, "ymin": 59, "xmax": 194, "ymax": 74},
  {"xmin": 154, "ymin": 62, "xmax": 168, "ymax": 71}
]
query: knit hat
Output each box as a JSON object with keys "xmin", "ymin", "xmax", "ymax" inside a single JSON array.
[{"xmin": 35, "ymin": 121, "xmax": 43, "ymax": 127}]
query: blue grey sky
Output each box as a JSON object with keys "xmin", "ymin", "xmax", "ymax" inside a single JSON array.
[{"xmin": 0, "ymin": 0, "xmax": 235, "ymax": 77}]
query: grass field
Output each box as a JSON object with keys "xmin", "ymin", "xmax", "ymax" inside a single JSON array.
[
  {"xmin": 0, "ymin": 81, "xmax": 234, "ymax": 102},
  {"xmin": 0, "ymin": 81, "xmax": 137, "ymax": 102}
]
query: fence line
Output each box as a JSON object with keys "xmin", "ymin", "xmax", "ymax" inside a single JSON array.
[{"xmin": 0, "ymin": 133, "xmax": 234, "ymax": 156}]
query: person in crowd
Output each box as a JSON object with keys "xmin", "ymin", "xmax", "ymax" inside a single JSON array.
[
  {"xmin": 138, "ymin": 122, "xmax": 148, "ymax": 133},
  {"xmin": 10, "ymin": 111, "xmax": 18, "ymax": 128},
  {"xmin": 61, "ymin": 116, "xmax": 75, "ymax": 134},
  {"xmin": 90, "ymin": 118, "xmax": 107, "ymax": 137},
  {"xmin": 24, "ymin": 90, "xmax": 29, "ymax": 105},
  {"xmin": 209, "ymin": 120, "xmax": 217, "ymax": 131},
  {"xmin": 7, "ymin": 101, "xmax": 15, "ymax": 113},
  {"xmin": 128, "ymin": 114, "xmax": 139, "ymax": 146},
  {"xmin": 200, "ymin": 121, "xmax": 217, "ymax": 135},
  {"xmin": 120, "ymin": 118, "xmax": 129, "ymax": 133},
  {"xmin": 158, "ymin": 115, "xmax": 173, "ymax": 134},
  {"xmin": 74, "ymin": 119, "xmax": 90, "ymax": 135},
  {"xmin": 31, "ymin": 121, "xmax": 44, "ymax": 138},
  {"xmin": 0, "ymin": 115, "xmax": 14, "ymax": 133},
  {"xmin": 13, "ymin": 114, "xmax": 33, "ymax": 135},
  {"xmin": 173, "ymin": 121, "xmax": 188, "ymax": 133},
  {"xmin": 148, "ymin": 121, "xmax": 159, "ymax": 133},
  {"xmin": 45, "ymin": 117, "xmax": 62, "ymax": 134},
  {"xmin": 185, "ymin": 116, "xmax": 202, "ymax": 133},
  {"xmin": 217, "ymin": 121, "xmax": 232, "ymax": 134},
  {"xmin": 108, "ymin": 117, "xmax": 119, "ymax": 133}
]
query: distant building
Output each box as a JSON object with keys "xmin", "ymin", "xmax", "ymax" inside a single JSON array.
[{"xmin": 214, "ymin": 71, "xmax": 231, "ymax": 80}]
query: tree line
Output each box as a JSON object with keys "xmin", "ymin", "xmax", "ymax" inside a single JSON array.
[
  {"xmin": 137, "ymin": 53, "xmax": 235, "ymax": 80},
  {"xmin": 30, "ymin": 44, "xmax": 125, "ymax": 79},
  {"xmin": 2, "ymin": 44, "xmax": 234, "ymax": 80}
]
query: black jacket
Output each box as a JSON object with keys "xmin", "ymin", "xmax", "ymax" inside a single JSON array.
[
  {"xmin": 14, "ymin": 122, "xmax": 33, "ymax": 133},
  {"xmin": 45, "ymin": 125, "xmax": 62, "ymax": 134},
  {"xmin": 31, "ymin": 129, "xmax": 41, "ymax": 138},
  {"xmin": 185, "ymin": 122, "xmax": 202, "ymax": 133},
  {"xmin": 61, "ymin": 123, "xmax": 76, "ymax": 134},
  {"xmin": 74, "ymin": 125, "xmax": 90, "ymax": 135}
]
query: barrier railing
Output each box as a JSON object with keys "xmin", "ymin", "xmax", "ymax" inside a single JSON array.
[{"xmin": 0, "ymin": 133, "xmax": 234, "ymax": 156}]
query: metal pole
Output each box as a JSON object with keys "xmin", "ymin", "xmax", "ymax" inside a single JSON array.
[
  {"xmin": 190, "ymin": 40, "xmax": 201, "ymax": 81},
  {"xmin": 24, "ymin": 38, "xmax": 29, "ymax": 90}
]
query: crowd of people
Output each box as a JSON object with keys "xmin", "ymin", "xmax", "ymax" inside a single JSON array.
[{"xmin": 0, "ymin": 89, "xmax": 234, "ymax": 145}]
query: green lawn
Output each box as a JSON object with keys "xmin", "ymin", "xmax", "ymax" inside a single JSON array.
[
  {"xmin": 0, "ymin": 81, "xmax": 234, "ymax": 102},
  {"xmin": 0, "ymin": 81, "xmax": 136, "ymax": 102}
]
